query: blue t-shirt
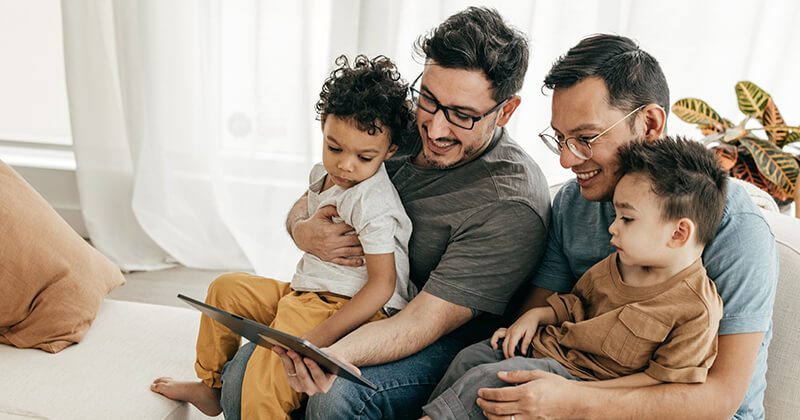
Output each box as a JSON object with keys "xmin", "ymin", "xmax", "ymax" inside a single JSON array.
[{"xmin": 533, "ymin": 179, "xmax": 778, "ymax": 420}]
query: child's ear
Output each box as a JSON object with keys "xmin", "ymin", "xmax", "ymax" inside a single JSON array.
[
  {"xmin": 668, "ymin": 218, "xmax": 694, "ymax": 248},
  {"xmin": 384, "ymin": 144, "xmax": 399, "ymax": 159}
]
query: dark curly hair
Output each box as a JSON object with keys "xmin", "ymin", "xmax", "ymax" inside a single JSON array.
[
  {"xmin": 315, "ymin": 55, "xmax": 415, "ymax": 149},
  {"xmin": 414, "ymin": 7, "xmax": 529, "ymax": 102}
]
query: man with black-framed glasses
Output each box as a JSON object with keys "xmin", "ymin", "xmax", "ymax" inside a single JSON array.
[
  {"xmin": 266, "ymin": 7, "xmax": 552, "ymax": 420},
  {"xmin": 477, "ymin": 34, "xmax": 777, "ymax": 420}
]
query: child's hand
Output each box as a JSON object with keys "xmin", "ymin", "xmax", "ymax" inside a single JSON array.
[
  {"xmin": 490, "ymin": 328, "xmax": 507, "ymax": 350},
  {"xmin": 501, "ymin": 311, "xmax": 542, "ymax": 359}
]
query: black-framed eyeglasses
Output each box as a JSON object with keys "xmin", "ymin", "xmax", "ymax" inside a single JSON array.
[
  {"xmin": 409, "ymin": 73, "xmax": 509, "ymax": 130},
  {"xmin": 538, "ymin": 104, "xmax": 646, "ymax": 160}
]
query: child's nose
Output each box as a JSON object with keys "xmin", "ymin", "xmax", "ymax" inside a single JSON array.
[{"xmin": 338, "ymin": 158, "xmax": 354, "ymax": 172}]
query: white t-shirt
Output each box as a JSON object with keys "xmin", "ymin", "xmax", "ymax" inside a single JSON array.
[{"xmin": 291, "ymin": 162, "xmax": 415, "ymax": 311}]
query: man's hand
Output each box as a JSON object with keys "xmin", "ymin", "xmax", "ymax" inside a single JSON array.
[
  {"xmin": 273, "ymin": 346, "xmax": 355, "ymax": 395},
  {"xmin": 292, "ymin": 205, "xmax": 364, "ymax": 266},
  {"xmin": 477, "ymin": 370, "xmax": 582, "ymax": 419}
]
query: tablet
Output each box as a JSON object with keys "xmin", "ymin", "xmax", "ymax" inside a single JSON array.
[{"xmin": 177, "ymin": 294, "xmax": 377, "ymax": 390}]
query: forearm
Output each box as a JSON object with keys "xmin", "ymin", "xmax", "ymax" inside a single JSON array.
[
  {"xmin": 526, "ymin": 306, "xmax": 557, "ymax": 325},
  {"xmin": 329, "ymin": 291, "xmax": 472, "ymax": 366},
  {"xmin": 556, "ymin": 333, "xmax": 763, "ymax": 419},
  {"xmin": 580, "ymin": 372, "xmax": 661, "ymax": 389},
  {"xmin": 285, "ymin": 192, "xmax": 309, "ymax": 240}
]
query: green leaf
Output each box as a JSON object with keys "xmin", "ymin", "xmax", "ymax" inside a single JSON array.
[
  {"xmin": 671, "ymin": 98, "xmax": 725, "ymax": 130},
  {"xmin": 784, "ymin": 131, "xmax": 800, "ymax": 146},
  {"xmin": 739, "ymin": 137, "xmax": 799, "ymax": 197},
  {"xmin": 735, "ymin": 81, "xmax": 770, "ymax": 119}
]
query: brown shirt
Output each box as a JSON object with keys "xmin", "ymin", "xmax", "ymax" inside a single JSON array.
[{"xmin": 531, "ymin": 253, "xmax": 723, "ymax": 383}]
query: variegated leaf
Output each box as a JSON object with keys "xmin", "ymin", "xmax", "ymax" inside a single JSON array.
[
  {"xmin": 712, "ymin": 144, "xmax": 738, "ymax": 170},
  {"xmin": 671, "ymin": 98, "xmax": 725, "ymax": 130},
  {"xmin": 785, "ymin": 131, "xmax": 800, "ymax": 145},
  {"xmin": 735, "ymin": 81, "xmax": 770, "ymax": 119},
  {"xmin": 730, "ymin": 153, "xmax": 790, "ymax": 202},
  {"xmin": 761, "ymin": 97, "xmax": 788, "ymax": 146},
  {"xmin": 739, "ymin": 137, "xmax": 799, "ymax": 197}
]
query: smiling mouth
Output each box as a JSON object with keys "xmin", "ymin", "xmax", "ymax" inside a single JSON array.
[
  {"xmin": 427, "ymin": 137, "xmax": 459, "ymax": 154},
  {"xmin": 575, "ymin": 169, "xmax": 600, "ymax": 180}
]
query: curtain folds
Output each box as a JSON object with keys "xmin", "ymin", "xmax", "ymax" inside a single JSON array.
[{"xmin": 61, "ymin": 0, "xmax": 800, "ymax": 274}]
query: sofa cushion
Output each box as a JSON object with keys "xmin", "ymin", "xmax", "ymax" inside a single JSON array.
[
  {"xmin": 0, "ymin": 299, "xmax": 210, "ymax": 419},
  {"xmin": 0, "ymin": 159, "xmax": 125, "ymax": 353},
  {"xmin": 762, "ymin": 210, "xmax": 800, "ymax": 418}
]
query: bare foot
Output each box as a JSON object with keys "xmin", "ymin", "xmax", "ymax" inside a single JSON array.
[{"xmin": 150, "ymin": 377, "xmax": 222, "ymax": 417}]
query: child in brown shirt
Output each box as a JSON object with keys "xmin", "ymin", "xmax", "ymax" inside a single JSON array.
[{"xmin": 422, "ymin": 137, "xmax": 727, "ymax": 420}]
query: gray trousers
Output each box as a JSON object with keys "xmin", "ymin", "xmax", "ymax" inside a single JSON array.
[{"xmin": 422, "ymin": 339, "xmax": 581, "ymax": 420}]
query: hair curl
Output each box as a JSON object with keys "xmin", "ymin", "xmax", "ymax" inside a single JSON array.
[
  {"xmin": 315, "ymin": 55, "xmax": 415, "ymax": 149},
  {"xmin": 413, "ymin": 7, "xmax": 529, "ymax": 102},
  {"xmin": 617, "ymin": 136, "xmax": 727, "ymax": 246}
]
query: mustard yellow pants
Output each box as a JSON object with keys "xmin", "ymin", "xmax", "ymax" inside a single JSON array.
[{"xmin": 194, "ymin": 272, "xmax": 386, "ymax": 420}]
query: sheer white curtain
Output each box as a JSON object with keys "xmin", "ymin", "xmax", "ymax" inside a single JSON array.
[{"xmin": 61, "ymin": 0, "xmax": 800, "ymax": 275}]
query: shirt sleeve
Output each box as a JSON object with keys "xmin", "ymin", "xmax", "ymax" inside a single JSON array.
[
  {"xmin": 546, "ymin": 292, "xmax": 583, "ymax": 324},
  {"xmin": 422, "ymin": 201, "xmax": 547, "ymax": 315},
  {"xmin": 530, "ymin": 187, "xmax": 578, "ymax": 293}
]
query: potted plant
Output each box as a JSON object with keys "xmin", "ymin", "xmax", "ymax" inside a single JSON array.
[{"xmin": 672, "ymin": 81, "xmax": 800, "ymax": 208}]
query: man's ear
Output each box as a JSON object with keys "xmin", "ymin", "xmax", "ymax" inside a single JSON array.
[
  {"xmin": 496, "ymin": 95, "xmax": 522, "ymax": 127},
  {"xmin": 642, "ymin": 104, "xmax": 666, "ymax": 140},
  {"xmin": 384, "ymin": 144, "xmax": 399, "ymax": 159},
  {"xmin": 668, "ymin": 218, "xmax": 694, "ymax": 248}
]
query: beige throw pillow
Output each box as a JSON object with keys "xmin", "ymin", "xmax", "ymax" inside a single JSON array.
[{"xmin": 0, "ymin": 160, "xmax": 125, "ymax": 353}]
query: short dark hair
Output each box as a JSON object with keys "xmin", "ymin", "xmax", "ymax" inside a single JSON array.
[
  {"xmin": 414, "ymin": 7, "xmax": 529, "ymax": 102},
  {"xmin": 617, "ymin": 137, "xmax": 727, "ymax": 246},
  {"xmin": 315, "ymin": 55, "xmax": 415, "ymax": 149},
  {"xmin": 544, "ymin": 34, "xmax": 669, "ymax": 123}
]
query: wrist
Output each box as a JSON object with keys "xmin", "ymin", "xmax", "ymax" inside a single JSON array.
[{"xmin": 290, "ymin": 218, "xmax": 309, "ymax": 251}]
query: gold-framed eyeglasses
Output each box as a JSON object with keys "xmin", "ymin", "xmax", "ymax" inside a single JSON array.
[{"xmin": 539, "ymin": 104, "xmax": 646, "ymax": 160}]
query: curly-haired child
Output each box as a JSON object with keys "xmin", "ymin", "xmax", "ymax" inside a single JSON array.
[{"xmin": 151, "ymin": 55, "xmax": 417, "ymax": 420}]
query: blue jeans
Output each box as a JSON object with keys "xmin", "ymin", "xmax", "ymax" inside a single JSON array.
[
  {"xmin": 220, "ymin": 341, "xmax": 256, "ymax": 420},
  {"xmin": 220, "ymin": 337, "xmax": 465, "ymax": 419}
]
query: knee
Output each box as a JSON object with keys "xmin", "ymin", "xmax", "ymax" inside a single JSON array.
[
  {"xmin": 206, "ymin": 272, "xmax": 252, "ymax": 305},
  {"xmin": 305, "ymin": 380, "xmax": 367, "ymax": 420}
]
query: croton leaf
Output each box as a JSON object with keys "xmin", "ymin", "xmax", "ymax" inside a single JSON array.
[
  {"xmin": 735, "ymin": 81, "xmax": 770, "ymax": 119},
  {"xmin": 785, "ymin": 131, "xmax": 800, "ymax": 146},
  {"xmin": 671, "ymin": 98, "xmax": 725, "ymax": 130},
  {"xmin": 739, "ymin": 137, "xmax": 799, "ymax": 197},
  {"xmin": 713, "ymin": 144, "xmax": 738, "ymax": 170},
  {"xmin": 761, "ymin": 97, "xmax": 789, "ymax": 146},
  {"xmin": 730, "ymin": 152, "xmax": 791, "ymax": 202}
]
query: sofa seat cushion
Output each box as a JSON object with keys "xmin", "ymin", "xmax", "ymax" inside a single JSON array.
[{"xmin": 0, "ymin": 299, "xmax": 211, "ymax": 419}]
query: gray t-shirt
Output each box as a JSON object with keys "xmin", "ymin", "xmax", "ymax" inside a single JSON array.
[
  {"xmin": 533, "ymin": 179, "xmax": 778, "ymax": 419},
  {"xmin": 385, "ymin": 128, "xmax": 551, "ymax": 342}
]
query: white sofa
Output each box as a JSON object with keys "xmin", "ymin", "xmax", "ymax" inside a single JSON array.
[
  {"xmin": 0, "ymin": 299, "xmax": 214, "ymax": 420},
  {"xmin": 0, "ymin": 200, "xmax": 798, "ymax": 419}
]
